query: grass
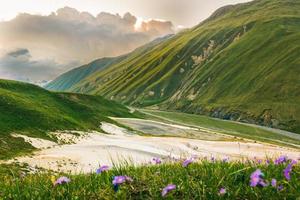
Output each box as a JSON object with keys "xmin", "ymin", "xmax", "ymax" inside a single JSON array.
[
  {"xmin": 139, "ymin": 109, "xmax": 300, "ymax": 148},
  {"xmin": 1, "ymin": 158, "xmax": 299, "ymax": 199},
  {"xmin": 0, "ymin": 79, "xmax": 136, "ymax": 160}
]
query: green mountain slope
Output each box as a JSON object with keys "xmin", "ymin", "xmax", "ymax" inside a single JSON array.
[
  {"xmin": 45, "ymin": 55, "xmax": 127, "ymax": 91},
  {"xmin": 52, "ymin": 0, "xmax": 300, "ymax": 133},
  {"xmin": 45, "ymin": 34, "xmax": 174, "ymax": 91},
  {"xmin": 0, "ymin": 79, "xmax": 135, "ymax": 159}
]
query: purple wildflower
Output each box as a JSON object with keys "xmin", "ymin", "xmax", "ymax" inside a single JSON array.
[
  {"xmin": 291, "ymin": 159, "xmax": 297, "ymax": 165},
  {"xmin": 271, "ymin": 179, "xmax": 277, "ymax": 188},
  {"xmin": 222, "ymin": 157, "xmax": 229, "ymax": 163},
  {"xmin": 257, "ymin": 159, "xmax": 262, "ymax": 164},
  {"xmin": 112, "ymin": 175, "xmax": 133, "ymax": 192},
  {"xmin": 211, "ymin": 156, "xmax": 215, "ymax": 162},
  {"xmin": 266, "ymin": 159, "xmax": 270, "ymax": 165},
  {"xmin": 275, "ymin": 155, "xmax": 288, "ymax": 165},
  {"xmin": 283, "ymin": 160, "xmax": 297, "ymax": 181},
  {"xmin": 250, "ymin": 169, "xmax": 268, "ymax": 187},
  {"xmin": 54, "ymin": 176, "xmax": 71, "ymax": 186},
  {"xmin": 283, "ymin": 165, "xmax": 292, "ymax": 180},
  {"xmin": 219, "ymin": 187, "xmax": 226, "ymax": 195},
  {"xmin": 112, "ymin": 176, "xmax": 133, "ymax": 186},
  {"xmin": 277, "ymin": 185, "xmax": 284, "ymax": 191},
  {"xmin": 162, "ymin": 184, "xmax": 176, "ymax": 197},
  {"xmin": 152, "ymin": 157, "xmax": 162, "ymax": 165},
  {"xmin": 96, "ymin": 165, "xmax": 110, "ymax": 174},
  {"xmin": 182, "ymin": 158, "xmax": 193, "ymax": 167}
]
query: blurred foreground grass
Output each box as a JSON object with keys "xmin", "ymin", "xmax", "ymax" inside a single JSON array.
[{"xmin": 1, "ymin": 158, "xmax": 300, "ymax": 199}]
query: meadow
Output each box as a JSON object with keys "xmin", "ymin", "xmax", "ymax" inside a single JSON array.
[
  {"xmin": 140, "ymin": 109, "xmax": 300, "ymax": 148},
  {"xmin": 0, "ymin": 156, "xmax": 299, "ymax": 199},
  {"xmin": 0, "ymin": 79, "xmax": 138, "ymax": 160}
]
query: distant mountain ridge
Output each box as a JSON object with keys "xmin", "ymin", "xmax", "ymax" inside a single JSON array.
[
  {"xmin": 45, "ymin": 34, "xmax": 174, "ymax": 91},
  {"xmin": 46, "ymin": 0, "xmax": 300, "ymax": 133},
  {"xmin": 45, "ymin": 56, "xmax": 127, "ymax": 91}
]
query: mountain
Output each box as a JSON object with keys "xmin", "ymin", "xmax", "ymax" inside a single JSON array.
[
  {"xmin": 0, "ymin": 79, "xmax": 135, "ymax": 159},
  {"xmin": 45, "ymin": 56, "xmax": 128, "ymax": 91},
  {"xmin": 47, "ymin": 0, "xmax": 300, "ymax": 133},
  {"xmin": 45, "ymin": 34, "xmax": 174, "ymax": 91}
]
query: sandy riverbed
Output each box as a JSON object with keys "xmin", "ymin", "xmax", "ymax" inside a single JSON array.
[{"xmin": 10, "ymin": 121, "xmax": 300, "ymax": 174}]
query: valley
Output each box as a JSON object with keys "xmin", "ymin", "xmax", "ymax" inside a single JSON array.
[
  {"xmin": 46, "ymin": 0, "xmax": 300, "ymax": 134},
  {"xmin": 5, "ymin": 118, "xmax": 300, "ymax": 174},
  {"xmin": 1, "ymin": 78, "xmax": 300, "ymax": 175},
  {"xmin": 1, "ymin": 0, "xmax": 300, "ymax": 198}
]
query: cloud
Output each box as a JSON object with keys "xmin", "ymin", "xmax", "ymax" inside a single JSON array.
[
  {"xmin": 6, "ymin": 48, "xmax": 30, "ymax": 58},
  {"xmin": 0, "ymin": 7, "xmax": 174, "ymax": 82},
  {"xmin": 0, "ymin": 48, "xmax": 79, "ymax": 84}
]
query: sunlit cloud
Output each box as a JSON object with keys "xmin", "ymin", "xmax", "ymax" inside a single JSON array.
[{"xmin": 0, "ymin": 7, "xmax": 174, "ymax": 82}]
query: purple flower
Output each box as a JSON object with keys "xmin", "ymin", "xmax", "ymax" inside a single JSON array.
[
  {"xmin": 162, "ymin": 184, "xmax": 176, "ymax": 197},
  {"xmin": 183, "ymin": 158, "xmax": 193, "ymax": 167},
  {"xmin": 275, "ymin": 155, "xmax": 288, "ymax": 165},
  {"xmin": 277, "ymin": 185, "xmax": 284, "ymax": 191},
  {"xmin": 211, "ymin": 156, "xmax": 215, "ymax": 162},
  {"xmin": 283, "ymin": 160, "xmax": 297, "ymax": 181},
  {"xmin": 219, "ymin": 187, "xmax": 226, "ymax": 195},
  {"xmin": 290, "ymin": 159, "xmax": 297, "ymax": 165},
  {"xmin": 266, "ymin": 160, "xmax": 270, "ymax": 165},
  {"xmin": 257, "ymin": 159, "xmax": 262, "ymax": 164},
  {"xmin": 112, "ymin": 176, "xmax": 133, "ymax": 186},
  {"xmin": 96, "ymin": 165, "xmax": 110, "ymax": 174},
  {"xmin": 54, "ymin": 176, "xmax": 71, "ymax": 186},
  {"xmin": 222, "ymin": 157, "xmax": 229, "ymax": 163},
  {"xmin": 283, "ymin": 160, "xmax": 296, "ymax": 181},
  {"xmin": 283, "ymin": 165, "xmax": 292, "ymax": 181},
  {"xmin": 152, "ymin": 157, "xmax": 162, "ymax": 165},
  {"xmin": 250, "ymin": 169, "xmax": 268, "ymax": 187},
  {"xmin": 271, "ymin": 179, "xmax": 277, "ymax": 187}
]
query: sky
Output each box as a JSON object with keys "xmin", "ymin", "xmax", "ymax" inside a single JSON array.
[
  {"xmin": 0, "ymin": 0, "xmax": 250, "ymax": 27},
  {"xmin": 0, "ymin": 0, "xmax": 250, "ymax": 84}
]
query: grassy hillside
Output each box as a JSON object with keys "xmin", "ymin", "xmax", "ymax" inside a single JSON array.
[
  {"xmin": 0, "ymin": 79, "xmax": 135, "ymax": 159},
  {"xmin": 1, "ymin": 158, "xmax": 300, "ymax": 199},
  {"xmin": 45, "ymin": 34, "xmax": 174, "ymax": 92},
  {"xmin": 55, "ymin": 0, "xmax": 300, "ymax": 133},
  {"xmin": 45, "ymin": 56, "xmax": 127, "ymax": 91},
  {"xmin": 140, "ymin": 109, "xmax": 300, "ymax": 148}
]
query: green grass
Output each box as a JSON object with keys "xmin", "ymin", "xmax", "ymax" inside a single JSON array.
[
  {"xmin": 140, "ymin": 109, "xmax": 300, "ymax": 148},
  {"xmin": 0, "ymin": 79, "xmax": 136, "ymax": 160},
  {"xmin": 47, "ymin": 0, "xmax": 300, "ymax": 133},
  {"xmin": 1, "ymin": 159, "xmax": 299, "ymax": 199}
]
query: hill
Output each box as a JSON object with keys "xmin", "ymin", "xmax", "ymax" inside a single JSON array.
[
  {"xmin": 45, "ymin": 56, "xmax": 127, "ymax": 91},
  {"xmin": 47, "ymin": 0, "xmax": 300, "ymax": 133},
  {"xmin": 45, "ymin": 34, "xmax": 174, "ymax": 91},
  {"xmin": 0, "ymin": 79, "xmax": 135, "ymax": 159}
]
